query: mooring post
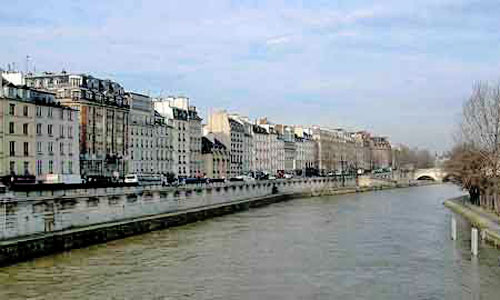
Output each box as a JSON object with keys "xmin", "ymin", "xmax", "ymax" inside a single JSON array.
[
  {"xmin": 471, "ymin": 227, "xmax": 479, "ymax": 256},
  {"xmin": 451, "ymin": 216, "xmax": 457, "ymax": 240}
]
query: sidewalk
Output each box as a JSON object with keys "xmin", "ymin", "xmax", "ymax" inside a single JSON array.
[{"xmin": 444, "ymin": 197, "xmax": 500, "ymax": 247}]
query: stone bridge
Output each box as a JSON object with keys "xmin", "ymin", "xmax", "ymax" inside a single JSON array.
[{"xmin": 414, "ymin": 168, "xmax": 448, "ymax": 181}]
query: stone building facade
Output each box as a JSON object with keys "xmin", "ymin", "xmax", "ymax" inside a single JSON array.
[
  {"xmin": 126, "ymin": 92, "xmax": 174, "ymax": 177},
  {"xmin": 206, "ymin": 111, "xmax": 250, "ymax": 178},
  {"xmin": 34, "ymin": 93, "xmax": 80, "ymax": 183},
  {"xmin": 25, "ymin": 72, "xmax": 129, "ymax": 181},
  {"xmin": 252, "ymin": 124, "xmax": 270, "ymax": 173},
  {"xmin": 370, "ymin": 136, "xmax": 392, "ymax": 169},
  {"xmin": 187, "ymin": 105, "xmax": 203, "ymax": 177},
  {"xmin": 154, "ymin": 96, "xmax": 202, "ymax": 178},
  {"xmin": 0, "ymin": 80, "xmax": 36, "ymax": 180},
  {"xmin": 202, "ymin": 135, "xmax": 230, "ymax": 179},
  {"xmin": 0, "ymin": 75, "xmax": 80, "ymax": 184}
]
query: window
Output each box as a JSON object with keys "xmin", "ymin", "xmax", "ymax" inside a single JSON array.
[
  {"xmin": 36, "ymin": 123, "xmax": 42, "ymax": 135},
  {"xmin": 24, "ymin": 142, "xmax": 29, "ymax": 156},
  {"xmin": 23, "ymin": 106, "xmax": 29, "ymax": 117},
  {"xmin": 60, "ymin": 109, "xmax": 64, "ymax": 120},
  {"xmin": 37, "ymin": 142, "xmax": 42, "ymax": 153},
  {"xmin": 49, "ymin": 160, "xmax": 53, "ymax": 174},
  {"xmin": 61, "ymin": 161, "xmax": 65, "ymax": 174},
  {"xmin": 60, "ymin": 125, "xmax": 64, "ymax": 138},
  {"xmin": 48, "ymin": 107, "xmax": 52, "ymax": 118},
  {"xmin": 9, "ymin": 141, "xmax": 15, "ymax": 156},
  {"xmin": 36, "ymin": 106, "xmax": 42, "ymax": 117},
  {"xmin": 24, "ymin": 161, "xmax": 29, "ymax": 175},
  {"xmin": 9, "ymin": 161, "xmax": 15, "ymax": 174},
  {"xmin": 68, "ymin": 142, "xmax": 73, "ymax": 155},
  {"xmin": 68, "ymin": 126, "xmax": 73, "ymax": 138},
  {"xmin": 9, "ymin": 104, "xmax": 15, "ymax": 116},
  {"xmin": 60, "ymin": 142, "xmax": 64, "ymax": 154},
  {"xmin": 37, "ymin": 160, "xmax": 42, "ymax": 175},
  {"xmin": 9, "ymin": 122, "xmax": 14, "ymax": 134},
  {"xmin": 68, "ymin": 161, "xmax": 73, "ymax": 174},
  {"xmin": 68, "ymin": 110, "xmax": 73, "ymax": 121},
  {"xmin": 48, "ymin": 142, "xmax": 54, "ymax": 154},
  {"xmin": 48, "ymin": 124, "xmax": 53, "ymax": 136},
  {"xmin": 23, "ymin": 123, "xmax": 29, "ymax": 135}
]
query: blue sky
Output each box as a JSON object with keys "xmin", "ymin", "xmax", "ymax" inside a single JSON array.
[{"xmin": 2, "ymin": 0, "xmax": 500, "ymax": 151}]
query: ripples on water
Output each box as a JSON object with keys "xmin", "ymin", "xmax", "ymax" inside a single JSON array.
[{"xmin": 1, "ymin": 184, "xmax": 500, "ymax": 299}]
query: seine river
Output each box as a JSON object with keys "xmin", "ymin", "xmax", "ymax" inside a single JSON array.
[{"xmin": 2, "ymin": 184, "xmax": 500, "ymax": 299}]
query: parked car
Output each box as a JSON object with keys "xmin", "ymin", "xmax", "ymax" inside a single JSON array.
[
  {"xmin": 183, "ymin": 177, "xmax": 210, "ymax": 184},
  {"xmin": 124, "ymin": 174, "xmax": 139, "ymax": 185},
  {"xmin": 236, "ymin": 175, "xmax": 255, "ymax": 182},
  {"xmin": 229, "ymin": 177, "xmax": 244, "ymax": 182},
  {"xmin": 268, "ymin": 175, "xmax": 277, "ymax": 180},
  {"xmin": 284, "ymin": 173, "xmax": 293, "ymax": 179},
  {"xmin": 209, "ymin": 178, "xmax": 226, "ymax": 183}
]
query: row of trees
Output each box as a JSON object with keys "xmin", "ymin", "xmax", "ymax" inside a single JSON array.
[
  {"xmin": 396, "ymin": 146, "xmax": 434, "ymax": 169},
  {"xmin": 445, "ymin": 82, "xmax": 500, "ymax": 211}
]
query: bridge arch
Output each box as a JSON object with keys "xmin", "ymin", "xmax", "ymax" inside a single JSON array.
[
  {"xmin": 413, "ymin": 168, "xmax": 446, "ymax": 182},
  {"xmin": 416, "ymin": 175, "xmax": 436, "ymax": 181}
]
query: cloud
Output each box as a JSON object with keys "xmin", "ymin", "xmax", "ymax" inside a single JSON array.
[
  {"xmin": 266, "ymin": 35, "xmax": 293, "ymax": 46},
  {"xmin": 1, "ymin": 0, "xmax": 500, "ymax": 151}
]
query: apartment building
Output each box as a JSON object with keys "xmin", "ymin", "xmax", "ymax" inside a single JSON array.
[
  {"xmin": 206, "ymin": 110, "xmax": 249, "ymax": 177},
  {"xmin": 0, "ymin": 80, "xmax": 36, "ymax": 180},
  {"xmin": 126, "ymin": 92, "xmax": 156, "ymax": 175},
  {"xmin": 202, "ymin": 135, "xmax": 230, "ymax": 179},
  {"xmin": 0, "ymin": 75, "xmax": 80, "ymax": 184},
  {"xmin": 25, "ymin": 72, "xmax": 129, "ymax": 180},
  {"xmin": 154, "ymin": 96, "xmax": 194, "ymax": 178},
  {"xmin": 252, "ymin": 124, "xmax": 270, "ymax": 173}
]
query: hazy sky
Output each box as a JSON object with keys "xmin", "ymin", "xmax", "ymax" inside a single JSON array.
[{"xmin": 2, "ymin": 0, "xmax": 500, "ymax": 151}]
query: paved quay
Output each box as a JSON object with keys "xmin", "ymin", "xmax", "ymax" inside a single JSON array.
[{"xmin": 444, "ymin": 197, "xmax": 500, "ymax": 247}]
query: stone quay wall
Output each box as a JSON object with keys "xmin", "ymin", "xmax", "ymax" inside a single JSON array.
[
  {"xmin": 0, "ymin": 178, "xmax": 360, "ymax": 266},
  {"xmin": 0, "ymin": 178, "xmax": 356, "ymax": 241}
]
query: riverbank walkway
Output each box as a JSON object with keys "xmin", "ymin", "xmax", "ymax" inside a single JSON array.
[{"xmin": 444, "ymin": 197, "xmax": 500, "ymax": 247}]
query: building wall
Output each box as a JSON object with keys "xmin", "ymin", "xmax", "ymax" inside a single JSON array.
[
  {"xmin": 371, "ymin": 137, "xmax": 392, "ymax": 169},
  {"xmin": 188, "ymin": 108, "xmax": 203, "ymax": 177},
  {"xmin": 229, "ymin": 120, "xmax": 244, "ymax": 177},
  {"xmin": 0, "ymin": 98, "xmax": 36, "ymax": 177},
  {"xmin": 312, "ymin": 126, "xmax": 335, "ymax": 174},
  {"xmin": 153, "ymin": 119, "xmax": 174, "ymax": 176},
  {"xmin": 252, "ymin": 130, "xmax": 270, "ymax": 173},
  {"xmin": 268, "ymin": 133, "xmax": 284, "ymax": 175},
  {"xmin": 154, "ymin": 97, "xmax": 199, "ymax": 178},
  {"xmin": 295, "ymin": 139, "xmax": 316, "ymax": 172},
  {"xmin": 25, "ymin": 73, "xmax": 130, "ymax": 179},
  {"xmin": 35, "ymin": 104, "xmax": 80, "ymax": 183},
  {"xmin": 127, "ymin": 92, "xmax": 156, "ymax": 176}
]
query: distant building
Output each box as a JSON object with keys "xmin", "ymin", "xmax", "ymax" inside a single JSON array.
[
  {"xmin": 294, "ymin": 127, "xmax": 316, "ymax": 174},
  {"xmin": 0, "ymin": 74, "xmax": 80, "ymax": 183},
  {"xmin": 228, "ymin": 114, "xmax": 253, "ymax": 174},
  {"xmin": 252, "ymin": 124, "xmax": 270, "ymax": 173},
  {"xmin": 202, "ymin": 135, "xmax": 230, "ymax": 179},
  {"xmin": 154, "ymin": 96, "xmax": 202, "ymax": 178},
  {"xmin": 206, "ymin": 110, "xmax": 250, "ymax": 177},
  {"xmin": 310, "ymin": 126, "xmax": 336, "ymax": 175},
  {"xmin": 256, "ymin": 118, "xmax": 285, "ymax": 175},
  {"xmin": 370, "ymin": 136, "xmax": 392, "ymax": 169},
  {"xmin": 25, "ymin": 72, "xmax": 130, "ymax": 180},
  {"xmin": 126, "ymin": 92, "xmax": 175, "ymax": 177}
]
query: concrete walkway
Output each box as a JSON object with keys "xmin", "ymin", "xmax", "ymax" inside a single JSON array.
[{"xmin": 444, "ymin": 197, "xmax": 500, "ymax": 247}]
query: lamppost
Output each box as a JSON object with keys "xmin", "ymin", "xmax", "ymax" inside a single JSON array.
[{"xmin": 341, "ymin": 154, "xmax": 345, "ymax": 187}]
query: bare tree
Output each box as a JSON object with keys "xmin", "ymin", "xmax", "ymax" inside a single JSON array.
[
  {"xmin": 397, "ymin": 145, "xmax": 434, "ymax": 169},
  {"xmin": 450, "ymin": 81, "xmax": 500, "ymax": 211}
]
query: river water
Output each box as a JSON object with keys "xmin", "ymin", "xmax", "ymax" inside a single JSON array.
[{"xmin": 1, "ymin": 184, "xmax": 500, "ymax": 299}]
